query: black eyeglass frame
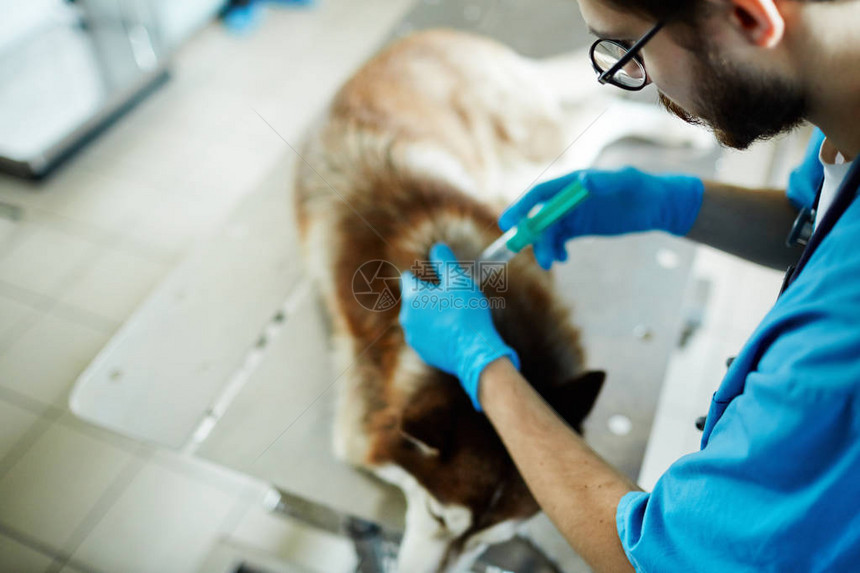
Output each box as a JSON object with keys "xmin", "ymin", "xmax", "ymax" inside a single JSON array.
[{"xmin": 589, "ymin": 21, "xmax": 665, "ymax": 91}]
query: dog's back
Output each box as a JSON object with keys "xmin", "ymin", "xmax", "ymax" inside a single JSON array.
[{"xmin": 295, "ymin": 29, "xmax": 604, "ymax": 572}]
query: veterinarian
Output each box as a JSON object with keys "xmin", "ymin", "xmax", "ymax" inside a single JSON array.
[{"xmin": 399, "ymin": 0, "xmax": 860, "ymax": 571}]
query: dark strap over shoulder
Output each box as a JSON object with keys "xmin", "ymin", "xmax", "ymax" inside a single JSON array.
[{"xmin": 781, "ymin": 160, "xmax": 860, "ymax": 296}]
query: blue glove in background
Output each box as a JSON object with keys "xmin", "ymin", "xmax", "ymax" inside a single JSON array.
[
  {"xmin": 399, "ymin": 243, "xmax": 520, "ymax": 411},
  {"xmin": 499, "ymin": 167, "xmax": 705, "ymax": 269}
]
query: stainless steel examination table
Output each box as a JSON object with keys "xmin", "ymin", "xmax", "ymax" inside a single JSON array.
[{"xmin": 70, "ymin": 1, "xmax": 725, "ymax": 571}]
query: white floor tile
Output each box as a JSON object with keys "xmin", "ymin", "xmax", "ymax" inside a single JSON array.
[
  {"xmin": 230, "ymin": 504, "xmax": 358, "ymax": 573},
  {"xmin": 187, "ymin": 138, "xmax": 284, "ymax": 202},
  {"xmin": 34, "ymin": 166, "xmax": 164, "ymax": 237},
  {"xmin": 75, "ymin": 126, "xmax": 203, "ymax": 194},
  {"xmin": 197, "ymin": 538, "xmax": 316, "ymax": 573},
  {"xmin": 56, "ymin": 565, "xmax": 88, "ymax": 573},
  {"xmin": 0, "ymin": 311, "xmax": 109, "ymax": 407},
  {"xmin": 149, "ymin": 448, "xmax": 269, "ymax": 502},
  {"xmin": 0, "ymin": 399, "xmax": 42, "ymax": 465},
  {"xmin": 0, "ymin": 215, "xmax": 18, "ymax": 246},
  {"xmin": 0, "ymin": 292, "xmax": 40, "ymax": 350},
  {"xmin": 0, "ymin": 279, "xmax": 51, "ymax": 307},
  {"xmin": 59, "ymin": 247, "xmax": 169, "ymax": 325},
  {"xmin": 0, "ymin": 175, "xmax": 53, "ymax": 212},
  {"xmin": 0, "ymin": 422, "xmax": 133, "ymax": 551},
  {"xmin": 48, "ymin": 304, "xmax": 118, "ymax": 338},
  {"xmin": 0, "ymin": 222, "xmax": 99, "ymax": 300},
  {"xmin": 0, "ymin": 533, "xmax": 55, "ymax": 573},
  {"xmin": 113, "ymin": 235, "xmax": 181, "ymax": 268},
  {"xmin": 118, "ymin": 184, "xmax": 245, "ymax": 259},
  {"xmin": 11, "ymin": 209, "xmax": 114, "ymax": 250},
  {"xmin": 57, "ymin": 411, "xmax": 153, "ymax": 459},
  {"xmin": 106, "ymin": 82, "xmax": 277, "ymax": 156},
  {"xmin": 71, "ymin": 461, "xmax": 239, "ymax": 573}
]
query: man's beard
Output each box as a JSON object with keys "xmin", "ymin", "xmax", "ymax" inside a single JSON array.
[{"xmin": 658, "ymin": 48, "xmax": 807, "ymax": 149}]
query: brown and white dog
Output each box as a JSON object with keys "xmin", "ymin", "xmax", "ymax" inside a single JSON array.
[{"xmin": 293, "ymin": 29, "xmax": 709, "ymax": 572}]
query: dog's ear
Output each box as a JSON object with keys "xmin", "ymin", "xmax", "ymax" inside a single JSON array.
[
  {"xmin": 399, "ymin": 382, "xmax": 461, "ymax": 459},
  {"xmin": 543, "ymin": 370, "xmax": 605, "ymax": 432}
]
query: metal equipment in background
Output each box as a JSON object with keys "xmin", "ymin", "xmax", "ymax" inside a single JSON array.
[{"xmin": 0, "ymin": 0, "xmax": 222, "ymax": 178}]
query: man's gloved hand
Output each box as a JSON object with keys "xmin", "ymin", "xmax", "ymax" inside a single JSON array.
[
  {"xmin": 399, "ymin": 243, "xmax": 520, "ymax": 411},
  {"xmin": 498, "ymin": 167, "xmax": 705, "ymax": 269}
]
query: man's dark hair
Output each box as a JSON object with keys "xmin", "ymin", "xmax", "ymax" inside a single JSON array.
[
  {"xmin": 604, "ymin": 0, "xmax": 833, "ymax": 24},
  {"xmin": 604, "ymin": 0, "xmax": 697, "ymax": 22}
]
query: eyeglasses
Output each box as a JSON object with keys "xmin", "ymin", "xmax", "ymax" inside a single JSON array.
[{"xmin": 589, "ymin": 21, "xmax": 664, "ymax": 91}]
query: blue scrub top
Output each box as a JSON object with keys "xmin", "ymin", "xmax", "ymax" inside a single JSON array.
[{"xmin": 616, "ymin": 130, "xmax": 860, "ymax": 572}]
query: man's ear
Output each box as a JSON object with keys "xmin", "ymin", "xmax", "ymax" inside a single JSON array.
[
  {"xmin": 725, "ymin": 0, "xmax": 785, "ymax": 48},
  {"xmin": 543, "ymin": 371, "xmax": 605, "ymax": 432}
]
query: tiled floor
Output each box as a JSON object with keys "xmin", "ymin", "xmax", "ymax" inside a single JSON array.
[
  {"xmin": 0, "ymin": 2, "xmax": 800, "ymax": 572},
  {"xmin": 0, "ymin": 2, "xmax": 389, "ymax": 571}
]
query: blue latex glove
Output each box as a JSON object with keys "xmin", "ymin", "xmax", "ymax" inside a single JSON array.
[
  {"xmin": 399, "ymin": 243, "xmax": 520, "ymax": 411},
  {"xmin": 498, "ymin": 167, "xmax": 705, "ymax": 269}
]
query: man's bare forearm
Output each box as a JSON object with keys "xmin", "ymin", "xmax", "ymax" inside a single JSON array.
[
  {"xmin": 479, "ymin": 358, "xmax": 639, "ymax": 573},
  {"xmin": 687, "ymin": 181, "xmax": 804, "ymax": 270}
]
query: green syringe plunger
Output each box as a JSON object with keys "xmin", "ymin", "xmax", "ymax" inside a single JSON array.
[{"xmin": 478, "ymin": 180, "xmax": 590, "ymax": 264}]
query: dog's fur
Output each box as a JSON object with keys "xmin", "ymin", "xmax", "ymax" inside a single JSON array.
[{"xmin": 293, "ymin": 29, "xmax": 625, "ymax": 572}]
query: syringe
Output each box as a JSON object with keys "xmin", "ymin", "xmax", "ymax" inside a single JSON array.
[{"xmin": 477, "ymin": 180, "xmax": 590, "ymax": 264}]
